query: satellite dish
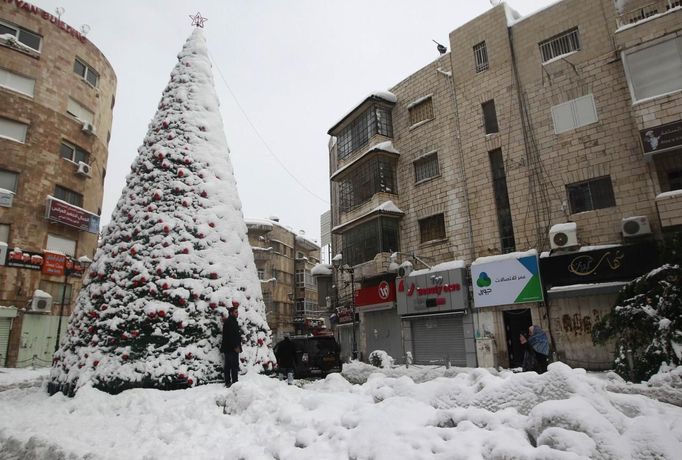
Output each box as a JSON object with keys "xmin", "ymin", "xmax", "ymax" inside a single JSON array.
[
  {"xmin": 80, "ymin": 24, "xmax": 91, "ymax": 36},
  {"xmin": 55, "ymin": 7, "xmax": 65, "ymax": 19}
]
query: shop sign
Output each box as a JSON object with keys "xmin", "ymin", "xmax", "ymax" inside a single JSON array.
[
  {"xmin": 540, "ymin": 241, "xmax": 658, "ymax": 288},
  {"xmin": 471, "ymin": 250, "xmax": 543, "ymax": 308},
  {"xmin": 335, "ymin": 306, "xmax": 358, "ymax": 325},
  {"xmin": 355, "ymin": 280, "xmax": 396, "ymax": 307},
  {"xmin": 6, "ymin": 248, "xmax": 43, "ymax": 270},
  {"xmin": 4, "ymin": 0, "xmax": 88, "ymax": 43},
  {"xmin": 42, "ymin": 251, "xmax": 66, "ymax": 276},
  {"xmin": 396, "ymin": 263, "xmax": 468, "ymax": 315},
  {"xmin": 640, "ymin": 120, "xmax": 682, "ymax": 155},
  {"xmin": 45, "ymin": 197, "xmax": 100, "ymax": 234}
]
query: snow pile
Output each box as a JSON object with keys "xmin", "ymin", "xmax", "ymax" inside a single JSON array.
[{"xmin": 1, "ymin": 362, "xmax": 681, "ymax": 459}]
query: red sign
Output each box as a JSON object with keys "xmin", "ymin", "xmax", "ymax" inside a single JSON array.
[
  {"xmin": 45, "ymin": 197, "xmax": 100, "ymax": 234},
  {"xmin": 355, "ymin": 280, "xmax": 396, "ymax": 307},
  {"xmin": 42, "ymin": 251, "xmax": 66, "ymax": 276},
  {"xmin": 5, "ymin": 0, "xmax": 87, "ymax": 43}
]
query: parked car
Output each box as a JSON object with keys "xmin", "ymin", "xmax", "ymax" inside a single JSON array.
[{"xmin": 273, "ymin": 335, "xmax": 342, "ymax": 379}]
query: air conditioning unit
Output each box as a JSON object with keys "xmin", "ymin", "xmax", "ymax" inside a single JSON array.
[
  {"xmin": 82, "ymin": 122, "xmax": 94, "ymax": 134},
  {"xmin": 549, "ymin": 222, "xmax": 578, "ymax": 250},
  {"xmin": 622, "ymin": 216, "xmax": 651, "ymax": 237},
  {"xmin": 30, "ymin": 292, "xmax": 53, "ymax": 312},
  {"xmin": 76, "ymin": 161, "xmax": 92, "ymax": 177},
  {"xmin": 0, "ymin": 242, "xmax": 7, "ymax": 266},
  {"xmin": 398, "ymin": 261, "xmax": 413, "ymax": 278}
]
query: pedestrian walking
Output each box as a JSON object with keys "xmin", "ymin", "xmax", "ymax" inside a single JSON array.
[
  {"xmin": 221, "ymin": 306, "xmax": 242, "ymax": 387},
  {"xmin": 520, "ymin": 324, "xmax": 550, "ymax": 374}
]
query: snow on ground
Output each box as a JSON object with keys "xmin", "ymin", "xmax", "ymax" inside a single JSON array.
[{"xmin": 1, "ymin": 362, "xmax": 681, "ymax": 459}]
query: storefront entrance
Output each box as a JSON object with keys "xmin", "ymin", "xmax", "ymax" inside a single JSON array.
[
  {"xmin": 503, "ymin": 308, "xmax": 532, "ymax": 368},
  {"xmin": 410, "ymin": 314, "xmax": 466, "ymax": 366}
]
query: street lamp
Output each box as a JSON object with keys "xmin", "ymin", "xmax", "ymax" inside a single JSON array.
[
  {"xmin": 332, "ymin": 254, "xmax": 358, "ymax": 360},
  {"xmin": 54, "ymin": 255, "xmax": 92, "ymax": 353}
]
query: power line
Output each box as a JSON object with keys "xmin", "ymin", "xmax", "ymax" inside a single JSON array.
[{"xmin": 207, "ymin": 50, "xmax": 329, "ymax": 205}]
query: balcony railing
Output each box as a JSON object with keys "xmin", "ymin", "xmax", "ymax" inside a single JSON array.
[{"xmin": 617, "ymin": 0, "xmax": 681, "ymax": 28}]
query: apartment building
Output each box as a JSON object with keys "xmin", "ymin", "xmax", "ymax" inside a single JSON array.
[
  {"xmin": 246, "ymin": 217, "xmax": 322, "ymax": 342},
  {"xmin": 327, "ymin": 0, "xmax": 681, "ymax": 368},
  {"xmin": 0, "ymin": 1, "xmax": 116, "ymax": 367}
]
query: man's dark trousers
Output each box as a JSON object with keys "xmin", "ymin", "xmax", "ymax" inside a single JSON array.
[{"xmin": 224, "ymin": 351, "xmax": 239, "ymax": 386}]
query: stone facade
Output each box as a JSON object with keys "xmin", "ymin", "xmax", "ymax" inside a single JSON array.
[
  {"xmin": 327, "ymin": 0, "xmax": 682, "ymax": 368},
  {"xmin": 246, "ymin": 218, "xmax": 321, "ymax": 342},
  {"xmin": 0, "ymin": 1, "xmax": 116, "ymax": 367}
]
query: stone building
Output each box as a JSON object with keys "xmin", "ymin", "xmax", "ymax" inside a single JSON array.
[
  {"xmin": 245, "ymin": 217, "xmax": 322, "ymax": 342},
  {"xmin": 0, "ymin": 1, "xmax": 116, "ymax": 367},
  {"xmin": 327, "ymin": 0, "xmax": 682, "ymax": 368}
]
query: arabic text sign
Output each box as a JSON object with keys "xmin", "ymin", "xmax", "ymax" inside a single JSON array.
[
  {"xmin": 640, "ymin": 120, "xmax": 682, "ymax": 155},
  {"xmin": 471, "ymin": 254, "xmax": 543, "ymax": 308},
  {"xmin": 45, "ymin": 197, "xmax": 100, "ymax": 234},
  {"xmin": 396, "ymin": 267, "xmax": 468, "ymax": 315}
]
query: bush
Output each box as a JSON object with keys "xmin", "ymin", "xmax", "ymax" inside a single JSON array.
[
  {"xmin": 368, "ymin": 350, "xmax": 394, "ymax": 369},
  {"xmin": 592, "ymin": 264, "xmax": 682, "ymax": 382}
]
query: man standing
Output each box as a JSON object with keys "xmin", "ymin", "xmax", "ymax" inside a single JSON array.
[
  {"xmin": 221, "ymin": 306, "xmax": 242, "ymax": 387},
  {"xmin": 275, "ymin": 335, "xmax": 297, "ymax": 385}
]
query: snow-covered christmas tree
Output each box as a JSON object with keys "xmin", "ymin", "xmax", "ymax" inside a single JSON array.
[{"xmin": 49, "ymin": 28, "xmax": 274, "ymax": 395}]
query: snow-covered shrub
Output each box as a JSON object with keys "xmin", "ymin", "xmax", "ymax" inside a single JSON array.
[
  {"xmin": 592, "ymin": 264, "xmax": 681, "ymax": 382},
  {"xmin": 368, "ymin": 350, "xmax": 394, "ymax": 369}
]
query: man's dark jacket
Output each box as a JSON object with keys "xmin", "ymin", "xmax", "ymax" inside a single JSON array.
[
  {"xmin": 275, "ymin": 337, "xmax": 296, "ymax": 368},
  {"xmin": 221, "ymin": 315, "xmax": 242, "ymax": 352}
]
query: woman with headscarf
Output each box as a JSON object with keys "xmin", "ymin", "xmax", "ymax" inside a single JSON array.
[{"xmin": 519, "ymin": 325, "xmax": 550, "ymax": 374}]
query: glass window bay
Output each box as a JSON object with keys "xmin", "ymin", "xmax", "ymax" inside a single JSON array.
[
  {"xmin": 337, "ymin": 105, "xmax": 393, "ymax": 161},
  {"xmin": 338, "ymin": 156, "xmax": 397, "ymax": 212},
  {"xmin": 342, "ymin": 217, "xmax": 400, "ymax": 267}
]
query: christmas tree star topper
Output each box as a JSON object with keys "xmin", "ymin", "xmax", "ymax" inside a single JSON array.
[{"xmin": 190, "ymin": 12, "xmax": 207, "ymax": 28}]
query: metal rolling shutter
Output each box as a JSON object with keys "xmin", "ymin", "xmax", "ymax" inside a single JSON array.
[
  {"xmin": 411, "ymin": 315, "xmax": 466, "ymax": 366},
  {"xmin": 0, "ymin": 318, "xmax": 11, "ymax": 367}
]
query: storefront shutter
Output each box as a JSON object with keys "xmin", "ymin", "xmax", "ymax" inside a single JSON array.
[
  {"xmin": 411, "ymin": 314, "xmax": 466, "ymax": 366},
  {"xmin": 0, "ymin": 318, "xmax": 11, "ymax": 366}
]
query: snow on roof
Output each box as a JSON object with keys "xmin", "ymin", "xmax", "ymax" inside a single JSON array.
[
  {"xmin": 244, "ymin": 218, "xmax": 274, "ymax": 231},
  {"xmin": 615, "ymin": 5, "xmax": 682, "ymax": 33},
  {"xmin": 0, "ymin": 187, "xmax": 15, "ymax": 195},
  {"xmin": 471, "ymin": 249, "xmax": 538, "ymax": 266},
  {"xmin": 331, "ymin": 201, "xmax": 404, "ymax": 233},
  {"xmin": 550, "ymin": 222, "xmax": 576, "ymax": 233},
  {"xmin": 295, "ymin": 234, "xmax": 319, "ymax": 250},
  {"xmin": 504, "ymin": 0, "xmax": 563, "ymax": 27},
  {"xmin": 311, "ymin": 263, "xmax": 333, "ymax": 276},
  {"xmin": 330, "ymin": 140, "xmax": 400, "ymax": 180},
  {"xmin": 547, "ymin": 281, "xmax": 628, "ymax": 293},
  {"xmin": 409, "ymin": 260, "xmax": 466, "ymax": 277},
  {"xmin": 328, "ymin": 91, "xmax": 397, "ymax": 134},
  {"xmin": 657, "ymin": 189, "xmax": 682, "ymax": 200}
]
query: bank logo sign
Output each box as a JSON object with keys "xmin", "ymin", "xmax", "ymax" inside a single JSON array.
[{"xmin": 471, "ymin": 251, "xmax": 543, "ymax": 308}]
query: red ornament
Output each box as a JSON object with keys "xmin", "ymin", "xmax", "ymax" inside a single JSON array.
[
  {"xmin": 131, "ymin": 330, "xmax": 140, "ymax": 337},
  {"xmin": 187, "ymin": 378, "xmax": 193, "ymax": 385},
  {"xmin": 162, "ymin": 283, "xmax": 169, "ymax": 290},
  {"xmin": 200, "ymin": 191, "xmax": 208, "ymax": 198},
  {"xmin": 100, "ymin": 304, "xmax": 108, "ymax": 311},
  {"xmin": 209, "ymin": 222, "xmax": 215, "ymax": 228},
  {"xmin": 153, "ymin": 192, "xmax": 162, "ymax": 201},
  {"xmin": 178, "ymin": 170, "xmax": 185, "ymax": 178},
  {"xmin": 231, "ymin": 300, "xmax": 240, "ymax": 308},
  {"xmin": 162, "ymin": 120, "xmax": 169, "ymax": 128},
  {"xmin": 121, "ymin": 332, "xmax": 128, "ymax": 340},
  {"xmin": 178, "ymin": 298, "xmax": 186, "ymax": 306},
  {"xmin": 93, "ymin": 360, "xmax": 100, "ymax": 367},
  {"xmin": 122, "ymin": 354, "xmax": 129, "ymax": 360},
  {"xmin": 178, "ymin": 373, "xmax": 187, "ymax": 380},
  {"xmin": 131, "ymin": 247, "xmax": 137, "ymax": 256},
  {"xmin": 184, "ymin": 158, "xmax": 191, "ymax": 165},
  {"xmin": 197, "ymin": 233, "xmax": 204, "ymax": 239},
  {"xmin": 157, "ymin": 268, "xmax": 163, "ymax": 275},
  {"xmin": 158, "ymin": 310, "xmax": 166, "ymax": 318},
  {"xmin": 89, "ymin": 311, "xmax": 98, "ymax": 318},
  {"xmin": 87, "ymin": 326, "xmax": 95, "ymax": 333},
  {"xmin": 157, "ymin": 152, "xmax": 165, "ymax": 160},
  {"xmin": 210, "ymin": 272, "xmax": 218, "ymax": 280},
  {"xmin": 148, "ymin": 312, "xmax": 157, "ymax": 319},
  {"xmin": 209, "ymin": 302, "xmax": 217, "ymax": 310},
  {"xmin": 163, "ymin": 225, "xmax": 170, "ymax": 234},
  {"xmin": 182, "ymin": 248, "xmax": 189, "ymax": 254},
  {"xmin": 185, "ymin": 352, "xmax": 193, "ymax": 360},
  {"xmin": 257, "ymin": 338, "xmax": 264, "ymax": 346}
]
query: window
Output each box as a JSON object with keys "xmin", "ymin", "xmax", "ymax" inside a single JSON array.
[
  {"xmin": 0, "ymin": 169, "xmax": 18, "ymax": 193},
  {"xmin": 623, "ymin": 36, "xmax": 682, "ymax": 102},
  {"xmin": 59, "ymin": 141, "xmax": 90, "ymax": 164},
  {"xmin": 66, "ymin": 98, "xmax": 94, "ymax": 125},
  {"xmin": 489, "ymin": 149, "xmax": 516, "ymax": 253},
  {"xmin": 414, "ymin": 153, "xmax": 439, "ymax": 183},
  {"xmin": 408, "ymin": 97, "xmax": 433, "ymax": 126},
  {"xmin": 338, "ymin": 156, "xmax": 396, "ymax": 212},
  {"xmin": 39, "ymin": 280, "xmax": 72, "ymax": 305},
  {"xmin": 73, "ymin": 58, "xmax": 99, "ymax": 87},
  {"xmin": 257, "ymin": 268, "xmax": 265, "ymax": 280},
  {"xmin": 539, "ymin": 28, "xmax": 580, "ymax": 62},
  {"xmin": 566, "ymin": 176, "xmax": 616, "ymax": 214},
  {"xmin": 337, "ymin": 105, "xmax": 393, "ymax": 160},
  {"xmin": 46, "ymin": 234, "xmax": 76, "ymax": 257},
  {"xmin": 482, "ymin": 100, "xmax": 499, "ymax": 134},
  {"xmin": 295, "ymin": 269, "xmax": 304, "ymax": 285},
  {"xmin": 342, "ymin": 217, "xmax": 399, "ymax": 266},
  {"xmin": 54, "ymin": 185, "xmax": 83, "ymax": 208},
  {"xmin": 669, "ymin": 170, "xmax": 682, "ymax": 191},
  {"xmin": 0, "ymin": 117, "xmax": 28, "ymax": 143},
  {"xmin": 0, "ymin": 67, "xmax": 35, "ymax": 97},
  {"xmin": 419, "ymin": 214, "xmax": 446, "ymax": 243},
  {"xmin": 473, "ymin": 41, "xmax": 489, "ymax": 72},
  {"xmin": 0, "ymin": 20, "xmax": 41, "ymax": 52},
  {"xmin": 0, "ymin": 224, "xmax": 8, "ymax": 243},
  {"xmin": 551, "ymin": 94, "xmax": 598, "ymax": 134}
]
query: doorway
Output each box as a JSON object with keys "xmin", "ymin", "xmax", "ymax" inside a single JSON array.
[{"xmin": 503, "ymin": 308, "xmax": 532, "ymax": 368}]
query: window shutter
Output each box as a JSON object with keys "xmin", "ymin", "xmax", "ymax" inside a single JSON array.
[
  {"xmin": 0, "ymin": 68, "xmax": 35, "ymax": 97},
  {"xmin": 573, "ymin": 94, "xmax": 598, "ymax": 127},
  {"xmin": 46, "ymin": 234, "xmax": 76, "ymax": 257},
  {"xmin": 626, "ymin": 37, "xmax": 682, "ymax": 101},
  {"xmin": 551, "ymin": 101, "xmax": 573, "ymax": 134},
  {"xmin": 0, "ymin": 117, "xmax": 28, "ymax": 143},
  {"xmin": 67, "ymin": 98, "xmax": 94, "ymax": 125}
]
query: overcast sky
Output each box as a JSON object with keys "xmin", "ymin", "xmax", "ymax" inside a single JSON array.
[{"xmin": 33, "ymin": 0, "xmax": 557, "ymax": 243}]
